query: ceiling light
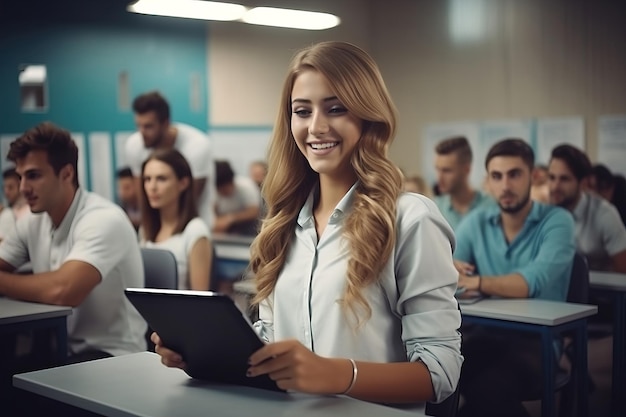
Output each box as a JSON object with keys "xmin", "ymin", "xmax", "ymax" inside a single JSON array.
[
  {"xmin": 242, "ymin": 7, "xmax": 340, "ymax": 30},
  {"xmin": 128, "ymin": 0, "xmax": 246, "ymax": 21}
]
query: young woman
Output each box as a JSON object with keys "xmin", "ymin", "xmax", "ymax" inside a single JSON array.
[
  {"xmin": 140, "ymin": 149, "xmax": 212, "ymax": 291},
  {"xmin": 154, "ymin": 41, "xmax": 461, "ymax": 407}
]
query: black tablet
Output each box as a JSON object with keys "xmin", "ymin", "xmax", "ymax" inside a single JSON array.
[{"xmin": 124, "ymin": 288, "xmax": 283, "ymax": 392}]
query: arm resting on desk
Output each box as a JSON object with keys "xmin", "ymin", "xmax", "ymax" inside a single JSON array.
[
  {"xmin": 459, "ymin": 272, "xmax": 529, "ymax": 298},
  {"xmin": 0, "ymin": 260, "xmax": 100, "ymax": 306}
]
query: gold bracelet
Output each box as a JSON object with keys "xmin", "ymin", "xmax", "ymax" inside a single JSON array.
[{"xmin": 341, "ymin": 358, "xmax": 358, "ymax": 395}]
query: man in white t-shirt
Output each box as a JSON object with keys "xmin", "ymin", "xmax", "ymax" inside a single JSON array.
[
  {"xmin": 125, "ymin": 91, "xmax": 214, "ymax": 227},
  {"xmin": 0, "ymin": 122, "xmax": 147, "ymax": 363}
]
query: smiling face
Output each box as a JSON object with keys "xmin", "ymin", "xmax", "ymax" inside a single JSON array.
[
  {"xmin": 487, "ymin": 155, "xmax": 532, "ymax": 214},
  {"xmin": 142, "ymin": 159, "xmax": 188, "ymax": 212},
  {"xmin": 290, "ymin": 70, "xmax": 363, "ymax": 184}
]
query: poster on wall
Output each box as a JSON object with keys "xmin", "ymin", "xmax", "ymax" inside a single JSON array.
[
  {"xmin": 89, "ymin": 132, "xmax": 114, "ymax": 201},
  {"xmin": 70, "ymin": 133, "xmax": 88, "ymax": 192},
  {"xmin": 422, "ymin": 121, "xmax": 481, "ymax": 189},
  {"xmin": 535, "ymin": 117, "xmax": 585, "ymax": 166},
  {"xmin": 114, "ymin": 131, "xmax": 134, "ymax": 169},
  {"xmin": 210, "ymin": 129, "xmax": 272, "ymax": 179},
  {"xmin": 598, "ymin": 115, "xmax": 626, "ymax": 176}
]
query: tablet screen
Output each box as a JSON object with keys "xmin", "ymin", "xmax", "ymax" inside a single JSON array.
[{"xmin": 125, "ymin": 288, "xmax": 284, "ymax": 392}]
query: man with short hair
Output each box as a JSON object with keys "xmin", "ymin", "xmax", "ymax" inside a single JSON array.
[
  {"xmin": 125, "ymin": 91, "xmax": 215, "ymax": 227},
  {"xmin": 0, "ymin": 122, "xmax": 146, "ymax": 363},
  {"xmin": 548, "ymin": 144, "xmax": 626, "ymax": 272},
  {"xmin": 116, "ymin": 166, "xmax": 141, "ymax": 230},
  {"xmin": 0, "ymin": 168, "xmax": 29, "ymax": 240},
  {"xmin": 434, "ymin": 136, "xmax": 490, "ymax": 229},
  {"xmin": 455, "ymin": 138, "xmax": 575, "ymax": 417}
]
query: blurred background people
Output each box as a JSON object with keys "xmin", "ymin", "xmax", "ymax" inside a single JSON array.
[
  {"xmin": 402, "ymin": 174, "xmax": 432, "ymax": 198},
  {"xmin": 588, "ymin": 163, "xmax": 626, "ymax": 225},
  {"xmin": 434, "ymin": 136, "xmax": 491, "ymax": 230},
  {"xmin": 213, "ymin": 160, "xmax": 262, "ymax": 236},
  {"xmin": 0, "ymin": 168, "xmax": 29, "ymax": 241},
  {"xmin": 548, "ymin": 144, "xmax": 626, "ymax": 273},
  {"xmin": 530, "ymin": 164, "xmax": 550, "ymax": 203},
  {"xmin": 125, "ymin": 91, "xmax": 215, "ymax": 228},
  {"xmin": 116, "ymin": 167, "xmax": 141, "ymax": 230},
  {"xmin": 139, "ymin": 149, "xmax": 212, "ymax": 291}
]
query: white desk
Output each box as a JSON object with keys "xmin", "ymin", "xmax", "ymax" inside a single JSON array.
[
  {"xmin": 461, "ymin": 298, "xmax": 597, "ymax": 417},
  {"xmin": 13, "ymin": 352, "xmax": 424, "ymax": 417},
  {"xmin": 589, "ymin": 271, "xmax": 626, "ymax": 417},
  {"xmin": 213, "ymin": 233, "xmax": 252, "ymax": 263},
  {"xmin": 0, "ymin": 297, "xmax": 72, "ymax": 363}
]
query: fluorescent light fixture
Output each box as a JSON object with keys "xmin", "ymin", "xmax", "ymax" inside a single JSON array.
[
  {"xmin": 242, "ymin": 7, "xmax": 340, "ymax": 30},
  {"xmin": 128, "ymin": 0, "xmax": 246, "ymax": 21}
]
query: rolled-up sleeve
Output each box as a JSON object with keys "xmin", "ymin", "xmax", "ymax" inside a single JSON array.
[
  {"xmin": 253, "ymin": 298, "xmax": 275, "ymax": 343},
  {"xmin": 394, "ymin": 207, "xmax": 463, "ymax": 403}
]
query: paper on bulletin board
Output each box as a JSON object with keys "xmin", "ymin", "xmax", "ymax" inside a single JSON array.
[
  {"xmin": 114, "ymin": 131, "xmax": 134, "ymax": 169},
  {"xmin": 598, "ymin": 115, "xmax": 626, "ymax": 176},
  {"xmin": 70, "ymin": 133, "xmax": 88, "ymax": 191},
  {"xmin": 535, "ymin": 117, "xmax": 585, "ymax": 166},
  {"xmin": 422, "ymin": 121, "xmax": 481, "ymax": 188},
  {"xmin": 88, "ymin": 132, "xmax": 114, "ymax": 201}
]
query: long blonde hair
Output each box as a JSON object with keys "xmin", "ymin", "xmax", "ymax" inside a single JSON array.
[{"xmin": 250, "ymin": 41, "xmax": 402, "ymax": 323}]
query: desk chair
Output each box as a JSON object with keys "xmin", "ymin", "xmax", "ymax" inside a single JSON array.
[
  {"xmin": 522, "ymin": 252, "xmax": 590, "ymax": 417},
  {"xmin": 140, "ymin": 248, "xmax": 178, "ymax": 351},
  {"xmin": 141, "ymin": 247, "xmax": 178, "ymax": 290}
]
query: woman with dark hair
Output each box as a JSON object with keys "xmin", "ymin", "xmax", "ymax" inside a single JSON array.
[{"xmin": 139, "ymin": 149, "xmax": 212, "ymax": 290}]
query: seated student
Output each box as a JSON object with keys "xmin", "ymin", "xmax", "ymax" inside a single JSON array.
[
  {"xmin": 0, "ymin": 122, "xmax": 147, "ymax": 363},
  {"xmin": 454, "ymin": 138, "xmax": 575, "ymax": 417},
  {"xmin": 0, "ymin": 168, "xmax": 29, "ymax": 241},
  {"xmin": 116, "ymin": 166, "xmax": 141, "ymax": 230},
  {"xmin": 402, "ymin": 174, "xmax": 432, "ymax": 197},
  {"xmin": 588, "ymin": 163, "xmax": 626, "ymax": 226},
  {"xmin": 154, "ymin": 41, "xmax": 462, "ymax": 408},
  {"xmin": 548, "ymin": 145, "xmax": 626, "ymax": 273},
  {"xmin": 139, "ymin": 149, "xmax": 212, "ymax": 291},
  {"xmin": 434, "ymin": 136, "xmax": 491, "ymax": 230},
  {"xmin": 213, "ymin": 160, "xmax": 262, "ymax": 236}
]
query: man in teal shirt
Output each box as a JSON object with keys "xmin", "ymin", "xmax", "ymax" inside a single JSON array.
[
  {"xmin": 454, "ymin": 138, "xmax": 575, "ymax": 417},
  {"xmin": 433, "ymin": 136, "xmax": 491, "ymax": 230}
]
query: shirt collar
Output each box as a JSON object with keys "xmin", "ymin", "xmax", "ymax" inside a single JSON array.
[
  {"xmin": 51, "ymin": 189, "xmax": 83, "ymax": 235},
  {"xmin": 487, "ymin": 200, "xmax": 542, "ymax": 226},
  {"xmin": 297, "ymin": 182, "xmax": 359, "ymax": 227}
]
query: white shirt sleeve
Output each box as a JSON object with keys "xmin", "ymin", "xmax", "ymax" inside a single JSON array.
[
  {"xmin": 183, "ymin": 218, "xmax": 211, "ymax": 256},
  {"xmin": 0, "ymin": 213, "xmax": 30, "ymax": 269}
]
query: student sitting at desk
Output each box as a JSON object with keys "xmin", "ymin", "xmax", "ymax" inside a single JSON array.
[
  {"xmin": 139, "ymin": 149, "xmax": 212, "ymax": 291},
  {"xmin": 155, "ymin": 41, "xmax": 463, "ymax": 407},
  {"xmin": 453, "ymin": 138, "xmax": 575, "ymax": 417},
  {"xmin": 548, "ymin": 144, "xmax": 626, "ymax": 273},
  {"xmin": 0, "ymin": 122, "xmax": 147, "ymax": 363}
]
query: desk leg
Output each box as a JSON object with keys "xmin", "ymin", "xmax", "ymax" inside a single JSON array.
[
  {"xmin": 574, "ymin": 320, "xmax": 589, "ymax": 417},
  {"xmin": 541, "ymin": 327, "xmax": 555, "ymax": 417},
  {"xmin": 55, "ymin": 318, "xmax": 67, "ymax": 365},
  {"xmin": 611, "ymin": 292, "xmax": 625, "ymax": 417}
]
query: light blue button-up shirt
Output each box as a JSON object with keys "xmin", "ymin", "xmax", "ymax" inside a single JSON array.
[
  {"xmin": 454, "ymin": 201, "xmax": 575, "ymax": 301},
  {"xmin": 255, "ymin": 183, "xmax": 463, "ymax": 402},
  {"xmin": 434, "ymin": 191, "xmax": 494, "ymax": 230}
]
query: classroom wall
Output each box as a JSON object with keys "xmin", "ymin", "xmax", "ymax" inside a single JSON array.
[
  {"xmin": 206, "ymin": 0, "xmax": 626, "ymax": 178},
  {"xmin": 0, "ymin": 14, "xmax": 208, "ymax": 197}
]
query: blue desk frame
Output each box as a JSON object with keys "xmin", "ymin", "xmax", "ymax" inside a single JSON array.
[
  {"xmin": 590, "ymin": 287, "xmax": 625, "ymax": 417},
  {"xmin": 461, "ymin": 315, "xmax": 589, "ymax": 417}
]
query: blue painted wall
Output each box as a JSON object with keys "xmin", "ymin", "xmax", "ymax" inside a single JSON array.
[{"xmin": 0, "ymin": 17, "xmax": 208, "ymax": 134}]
